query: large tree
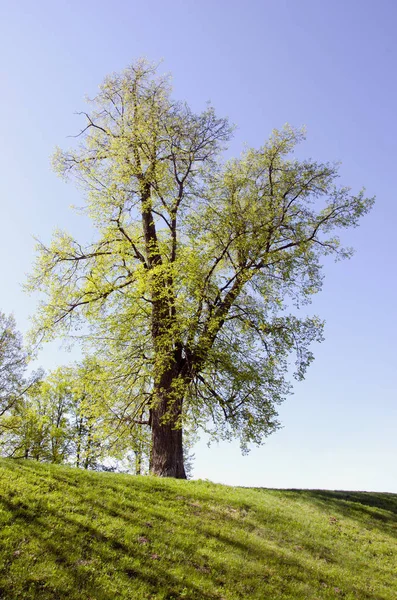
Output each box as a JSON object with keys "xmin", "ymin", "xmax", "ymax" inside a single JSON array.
[{"xmin": 27, "ymin": 60, "xmax": 374, "ymax": 478}]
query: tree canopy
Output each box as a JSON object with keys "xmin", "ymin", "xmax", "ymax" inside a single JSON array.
[{"xmin": 27, "ymin": 59, "xmax": 374, "ymax": 477}]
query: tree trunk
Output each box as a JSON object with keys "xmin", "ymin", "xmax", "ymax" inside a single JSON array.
[
  {"xmin": 150, "ymin": 374, "xmax": 186, "ymax": 479},
  {"xmin": 134, "ymin": 443, "xmax": 142, "ymax": 476}
]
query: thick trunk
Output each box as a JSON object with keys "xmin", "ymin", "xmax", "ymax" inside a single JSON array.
[
  {"xmin": 139, "ymin": 181, "xmax": 186, "ymax": 477},
  {"xmin": 150, "ymin": 373, "xmax": 186, "ymax": 479},
  {"xmin": 151, "ymin": 407, "xmax": 186, "ymax": 478}
]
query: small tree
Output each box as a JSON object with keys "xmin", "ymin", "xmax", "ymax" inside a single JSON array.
[
  {"xmin": 0, "ymin": 371, "xmax": 69, "ymax": 462},
  {"xmin": 0, "ymin": 312, "xmax": 28, "ymax": 417},
  {"xmin": 27, "ymin": 60, "xmax": 374, "ymax": 478},
  {"xmin": 68, "ymin": 360, "xmax": 110, "ymax": 470}
]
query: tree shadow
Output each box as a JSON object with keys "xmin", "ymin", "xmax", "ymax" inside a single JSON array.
[
  {"xmin": 281, "ymin": 488, "xmax": 397, "ymax": 539},
  {"xmin": 0, "ymin": 493, "xmax": 220, "ymax": 600},
  {"xmin": 1, "ymin": 460, "xmax": 396, "ymax": 600}
]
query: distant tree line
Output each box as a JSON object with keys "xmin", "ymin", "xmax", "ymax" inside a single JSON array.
[
  {"xmin": 0, "ymin": 310, "xmax": 154, "ymax": 474},
  {"xmin": 0, "ymin": 310, "xmax": 196, "ymax": 475}
]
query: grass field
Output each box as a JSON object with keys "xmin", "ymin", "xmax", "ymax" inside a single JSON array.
[{"xmin": 0, "ymin": 459, "xmax": 396, "ymax": 599}]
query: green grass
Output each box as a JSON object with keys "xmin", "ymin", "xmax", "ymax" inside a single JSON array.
[{"xmin": 0, "ymin": 460, "xmax": 396, "ymax": 599}]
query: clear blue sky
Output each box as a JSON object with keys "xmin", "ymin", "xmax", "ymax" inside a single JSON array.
[{"xmin": 1, "ymin": 0, "xmax": 396, "ymax": 491}]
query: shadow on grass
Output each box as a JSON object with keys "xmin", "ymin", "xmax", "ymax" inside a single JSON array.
[
  {"xmin": 0, "ymin": 494, "xmax": 221, "ymax": 600},
  {"xmin": 302, "ymin": 489, "xmax": 397, "ymax": 515},
  {"xmin": 0, "ymin": 460, "xmax": 316, "ymax": 599},
  {"xmin": 282, "ymin": 488, "xmax": 397, "ymax": 539},
  {"xmin": 1, "ymin": 460, "xmax": 396, "ymax": 600},
  {"xmin": 0, "ymin": 461, "xmax": 225, "ymax": 599}
]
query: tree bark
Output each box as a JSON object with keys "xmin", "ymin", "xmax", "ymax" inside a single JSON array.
[
  {"xmin": 150, "ymin": 371, "xmax": 186, "ymax": 479},
  {"xmin": 138, "ymin": 165, "xmax": 186, "ymax": 478}
]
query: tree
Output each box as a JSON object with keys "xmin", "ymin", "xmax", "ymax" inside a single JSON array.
[
  {"xmin": 0, "ymin": 312, "xmax": 29, "ymax": 417},
  {"xmin": 0, "ymin": 355, "xmax": 153, "ymax": 471},
  {"xmin": 0, "ymin": 310, "xmax": 46, "ymax": 459},
  {"xmin": 27, "ymin": 60, "xmax": 374, "ymax": 478},
  {"xmin": 67, "ymin": 359, "xmax": 120, "ymax": 470},
  {"xmin": 0, "ymin": 369, "xmax": 69, "ymax": 462}
]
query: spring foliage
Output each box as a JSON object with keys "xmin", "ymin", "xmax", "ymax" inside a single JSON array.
[
  {"xmin": 26, "ymin": 60, "xmax": 374, "ymax": 471},
  {"xmin": 0, "ymin": 360, "xmax": 152, "ymax": 473},
  {"xmin": 0, "ymin": 312, "xmax": 32, "ymax": 417}
]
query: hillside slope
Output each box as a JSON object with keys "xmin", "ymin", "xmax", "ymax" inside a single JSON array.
[{"xmin": 0, "ymin": 460, "xmax": 396, "ymax": 600}]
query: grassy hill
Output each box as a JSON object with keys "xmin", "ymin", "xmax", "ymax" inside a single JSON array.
[{"xmin": 0, "ymin": 460, "xmax": 396, "ymax": 600}]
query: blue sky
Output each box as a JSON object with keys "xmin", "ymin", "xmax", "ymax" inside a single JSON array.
[{"xmin": 1, "ymin": 0, "xmax": 396, "ymax": 491}]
